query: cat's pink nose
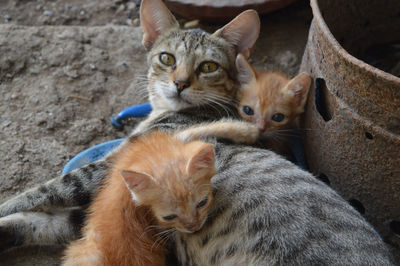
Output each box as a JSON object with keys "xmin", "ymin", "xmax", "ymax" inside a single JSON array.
[
  {"xmin": 174, "ymin": 79, "xmax": 190, "ymax": 94},
  {"xmin": 257, "ymin": 120, "xmax": 267, "ymax": 132}
]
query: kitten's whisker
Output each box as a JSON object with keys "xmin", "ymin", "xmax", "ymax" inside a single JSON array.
[
  {"xmin": 141, "ymin": 224, "xmax": 170, "ymax": 239},
  {"xmin": 151, "ymin": 228, "xmax": 175, "ymax": 252}
]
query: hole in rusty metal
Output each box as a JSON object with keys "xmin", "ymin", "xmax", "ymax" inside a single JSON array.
[
  {"xmin": 365, "ymin": 132, "xmax": 373, "ymax": 139},
  {"xmin": 315, "ymin": 78, "xmax": 333, "ymax": 122},
  {"xmin": 363, "ymin": 19, "xmax": 370, "ymax": 27},
  {"xmin": 317, "ymin": 173, "xmax": 330, "ymax": 185},
  {"xmin": 390, "ymin": 220, "xmax": 400, "ymax": 236},
  {"xmin": 349, "ymin": 199, "xmax": 365, "ymax": 214},
  {"xmin": 388, "ymin": 117, "xmax": 400, "ymax": 136}
]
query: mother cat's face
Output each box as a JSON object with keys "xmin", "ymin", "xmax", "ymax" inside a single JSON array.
[
  {"xmin": 140, "ymin": 0, "xmax": 260, "ymax": 111},
  {"xmin": 148, "ymin": 29, "xmax": 236, "ymax": 110}
]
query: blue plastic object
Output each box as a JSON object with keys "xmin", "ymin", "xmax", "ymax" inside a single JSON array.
[
  {"xmin": 62, "ymin": 138, "xmax": 124, "ymax": 174},
  {"xmin": 110, "ymin": 103, "xmax": 152, "ymax": 129}
]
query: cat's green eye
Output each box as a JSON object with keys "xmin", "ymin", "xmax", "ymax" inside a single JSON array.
[
  {"xmin": 159, "ymin": 53, "xmax": 176, "ymax": 66},
  {"xmin": 272, "ymin": 113, "xmax": 285, "ymax": 122},
  {"xmin": 200, "ymin": 61, "xmax": 219, "ymax": 73},
  {"xmin": 196, "ymin": 198, "xmax": 208, "ymax": 209},
  {"xmin": 242, "ymin": 106, "xmax": 254, "ymax": 116},
  {"xmin": 163, "ymin": 214, "xmax": 177, "ymax": 221}
]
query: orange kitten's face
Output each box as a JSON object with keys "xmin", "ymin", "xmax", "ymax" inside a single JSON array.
[
  {"xmin": 119, "ymin": 135, "xmax": 216, "ymax": 234},
  {"xmin": 238, "ymin": 72, "xmax": 301, "ymax": 134},
  {"xmin": 235, "ymin": 54, "xmax": 311, "ymax": 135},
  {"xmin": 151, "ymin": 175, "xmax": 214, "ymax": 233}
]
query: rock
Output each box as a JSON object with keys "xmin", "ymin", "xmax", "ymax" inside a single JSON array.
[
  {"xmin": 4, "ymin": 14, "xmax": 12, "ymax": 22},
  {"xmin": 127, "ymin": 2, "xmax": 137, "ymax": 10}
]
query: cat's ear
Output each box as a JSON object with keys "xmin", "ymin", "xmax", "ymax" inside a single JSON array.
[
  {"xmin": 285, "ymin": 72, "xmax": 312, "ymax": 112},
  {"xmin": 120, "ymin": 170, "xmax": 153, "ymax": 193},
  {"xmin": 213, "ymin": 10, "xmax": 260, "ymax": 58},
  {"xmin": 236, "ymin": 53, "xmax": 256, "ymax": 86},
  {"xmin": 140, "ymin": 0, "xmax": 179, "ymax": 51},
  {"xmin": 186, "ymin": 142, "xmax": 215, "ymax": 177}
]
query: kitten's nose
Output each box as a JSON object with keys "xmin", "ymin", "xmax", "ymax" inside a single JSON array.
[
  {"xmin": 174, "ymin": 79, "xmax": 190, "ymax": 94},
  {"xmin": 257, "ymin": 120, "xmax": 267, "ymax": 132}
]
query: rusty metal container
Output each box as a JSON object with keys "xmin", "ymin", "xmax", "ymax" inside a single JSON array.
[
  {"xmin": 165, "ymin": 0, "xmax": 296, "ymax": 23},
  {"xmin": 300, "ymin": 0, "xmax": 400, "ymax": 247}
]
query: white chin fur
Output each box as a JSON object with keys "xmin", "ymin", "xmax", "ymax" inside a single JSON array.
[{"xmin": 154, "ymin": 81, "xmax": 194, "ymax": 110}]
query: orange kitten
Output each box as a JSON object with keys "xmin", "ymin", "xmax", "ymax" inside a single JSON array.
[
  {"xmin": 235, "ymin": 53, "xmax": 311, "ymax": 155},
  {"xmin": 63, "ymin": 131, "xmax": 216, "ymax": 266}
]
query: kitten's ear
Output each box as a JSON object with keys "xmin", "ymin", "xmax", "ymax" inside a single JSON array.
[
  {"xmin": 213, "ymin": 10, "xmax": 260, "ymax": 58},
  {"xmin": 186, "ymin": 142, "xmax": 215, "ymax": 177},
  {"xmin": 236, "ymin": 53, "xmax": 256, "ymax": 86},
  {"xmin": 120, "ymin": 170, "xmax": 153, "ymax": 193},
  {"xmin": 140, "ymin": 0, "xmax": 179, "ymax": 51},
  {"xmin": 285, "ymin": 72, "xmax": 312, "ymax": 112}
]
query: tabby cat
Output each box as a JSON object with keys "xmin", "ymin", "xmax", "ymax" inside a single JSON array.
[
  {"xmin": 63, "ymin": 131, "xmax": 216, "ymax": 266},
  {"xmin": 0, "ymin": 0, "xmax": 395, "ymax": 265},
  {"xmin": 0, "ymin": 0, "xmax": 260, "ymax": 251}
]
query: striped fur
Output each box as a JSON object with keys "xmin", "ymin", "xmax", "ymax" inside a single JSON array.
[
  {"xmin": 0, "ymin": 0, "xmax": 260, "ymax": 252},
  {"xmin": 134, "ymin": 108, "xmax": 395, "ymax": 265},
  {"xmin": 0, "ymin": 0, "xmax": 394, "ymax": 264},
  {"xmin": 0, "ymin": 105, "xmax": 395, "ymax": 264}
]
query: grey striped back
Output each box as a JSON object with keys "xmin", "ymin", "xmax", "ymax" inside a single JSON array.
[{"xmin": 142, "ymin": 106, "xmax": 394, "ymax": 266}]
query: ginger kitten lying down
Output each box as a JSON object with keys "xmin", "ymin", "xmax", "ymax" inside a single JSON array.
[{"xmin": 63, "ymin": 131, "xmax": 216, "ymax": 266}]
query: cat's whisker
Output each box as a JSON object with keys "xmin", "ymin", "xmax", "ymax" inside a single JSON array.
[
  {"xmin": 104, "ymin": 75, "xmax": 151, "ymax": 86},
  {"xmin": 202, "ymin": 95, "xmax": 235, "ymax": 117},
  {"xmin": 142, "ymin": 226, "xmax": 170, "ymax": 239},
  {"xmin": 201, "ymin": 100, "xmax": 224, "ymax": 118},
  {"xmin": 205, "ymin": 93, "xmax": 236, "ymax": 106},
  {"xmin": 134, "ymin": 81, "xmax": 150, "ymax": 86},
  {"xmin": 151, "ymin": 228, "xmax": 176, "ymax": 252}
]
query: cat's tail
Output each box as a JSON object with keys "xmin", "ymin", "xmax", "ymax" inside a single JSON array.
[{"xmin": 175, "ymin": 119, "xmax": 259, "ymax": 144}]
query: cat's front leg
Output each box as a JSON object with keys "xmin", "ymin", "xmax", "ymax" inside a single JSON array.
[
  {"xmin": 0, "ymin": 207, "xmax": 85, "ymax": 252},
  {"xmin": 0, "ymin": 160, "xmax": 108, "ymax": 218}
]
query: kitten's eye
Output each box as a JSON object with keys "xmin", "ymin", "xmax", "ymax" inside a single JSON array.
[
  {"xmin": 271, "ymin": 113, "xmax": 285, "ymax": 122},
  {"xmin": 159, "ymin": 53, "xmax": 176, "ymax": 66},
  {"xmin": 162, "ymin": 214, "xmax": 177, "ymax": 221},
  {"xmin": 200, "ymin": 62, "xmax": 219, "ymax": 73},
  {"xmin": 196, "ymin": 198, "xmax": 208, "ymax": 209},
  {"xmin": 242, "ymin": 106, "xmax": 254, "ymax": 116}
]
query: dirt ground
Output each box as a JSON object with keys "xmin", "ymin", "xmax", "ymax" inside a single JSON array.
[{"xmin": 0, "ymin": 0, "xmax": 397, "ymax": 265}]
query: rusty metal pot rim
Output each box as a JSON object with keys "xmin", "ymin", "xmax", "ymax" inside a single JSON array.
[{"xmin": 310, "ymin": 0, "xmax": 400, "ymax": 84}]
